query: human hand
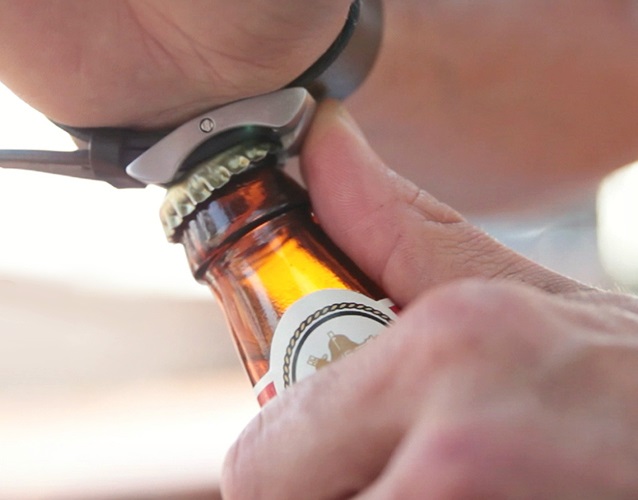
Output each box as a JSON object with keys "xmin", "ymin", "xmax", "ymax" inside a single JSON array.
[
  {"xmin": 348, "ymin": 0, "xmax": 638, "ymax": 212},
  {"xmin": 0, "ymin": 0, "xmax": 351, "ymax": 127},
  {"xmin": 221, "ymin": 103, "xmax": 638, "ymax": 498},
  {"xmin": 3, "ymin": 1, "xmax": 638, "ymax": 213}
]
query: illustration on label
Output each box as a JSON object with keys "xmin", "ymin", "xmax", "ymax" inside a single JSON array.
[
  {"xmin": 263, "ymin": 289, "xmax": 397, "ymax": 396},
  {"xmin": 306, "ymin": 330, "xmax": 374, "ymax": 371}
]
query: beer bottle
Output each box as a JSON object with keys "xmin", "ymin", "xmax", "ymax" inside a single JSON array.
[{"xmin": 159, "ymin": 136, "xmax": 396, "ymax": 407}]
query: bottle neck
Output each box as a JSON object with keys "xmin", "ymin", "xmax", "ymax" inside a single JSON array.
[{"xmin": 178, "ymin": 164, "xmax": 310, "ymax": 279}]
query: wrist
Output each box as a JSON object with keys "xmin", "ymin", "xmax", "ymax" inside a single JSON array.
[{"xmin": 53, "ymin": 0, "xmax": 383, "ymax": 187}]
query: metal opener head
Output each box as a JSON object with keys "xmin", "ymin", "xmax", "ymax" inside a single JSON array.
[{"xmin": 0, "ymin": 88, "xmax": 316, "ymax": 188}]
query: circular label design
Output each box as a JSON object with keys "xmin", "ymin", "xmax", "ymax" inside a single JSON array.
[{"xmin": 268, "ymin": 289, "xmax": 397, "ymax": 394}]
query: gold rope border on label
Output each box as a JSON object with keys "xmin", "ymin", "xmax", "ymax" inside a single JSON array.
[{"xmin": 282, "ymin": 301, "xmax": 393, "ymax": 387}]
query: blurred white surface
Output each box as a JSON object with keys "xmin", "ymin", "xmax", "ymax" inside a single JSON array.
[
  {"xmin": 0, "ymin": 373, "xmax": 256, "ymax": 500},
  {"xmin": 0, "ymin": 83, "xmax": 258, "ymax": 499}
]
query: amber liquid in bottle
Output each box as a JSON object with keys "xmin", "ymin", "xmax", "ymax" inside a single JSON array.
[{"xmin": 166, "ymin": 149, "xmax": 393, "ymax": 405}]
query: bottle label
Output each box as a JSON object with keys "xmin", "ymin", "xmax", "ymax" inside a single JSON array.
[{"xmin": 254, "ymin": 289, "xmax": 398, "ymax": 405}]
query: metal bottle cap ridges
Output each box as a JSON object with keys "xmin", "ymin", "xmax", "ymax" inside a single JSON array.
[{"xmin": 160, "ymin": 141, "xmax": 278, "ymax": 242}]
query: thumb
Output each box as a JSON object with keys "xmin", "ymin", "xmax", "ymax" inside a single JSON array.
[{"xmin": 300, "ymin": 101, "xmax": 590, "ymax": 306}]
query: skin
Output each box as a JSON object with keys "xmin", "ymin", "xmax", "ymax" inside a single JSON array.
[
  {"xmin": 0, "ymin": 0, "xmax": 352, "ymax": 127},
  {"xmin": 1, "ymin": 1, "xmax": 638, "ymax": 497},
  {"xmin": 2, "ymin": 1, "xmax": 638, "ymax": 211},
  {"xmin": 222, "ymin": 103, "xmax": 638, "ymax": 499}
]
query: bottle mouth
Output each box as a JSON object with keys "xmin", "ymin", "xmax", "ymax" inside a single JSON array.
[
  {"xmin": 162, "ymin": 157, "xmax": 311, "ymax": 282},
  {"xmin": 159, "ymin": 141, "xmax": 281, "ymax": 242}
]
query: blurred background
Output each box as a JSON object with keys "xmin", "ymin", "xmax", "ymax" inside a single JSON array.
[
  {"xmin": 0, "ymin": 84, "xmax": 258, "ymax": 500},
  {"xmin": 1, "ymin": 82, "xmax": 637, "ymax": 499}
]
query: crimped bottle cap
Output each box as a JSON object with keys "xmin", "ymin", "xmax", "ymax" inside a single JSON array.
[{"xmin": 160, "ymin": 142, "xmax": 278, "ymax": 242}]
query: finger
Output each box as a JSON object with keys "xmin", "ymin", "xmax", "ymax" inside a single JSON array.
[
  {"xmin": 356, "ymin": 286, "xmax": 638, "ymax": 499},
  {"xmin": 221, "ymin": 310, "xmax": 425, "ymax": 500},
  {"xmin": 356, "ymin": 412, "xmax": 568, "ymax": 500},
  {"xmin": 221, "ymin": 278, "xmax": 565, "ymax": 499},
  {"xmin": 301, "ymin": 101, "xmax": 590, "ymax": 306}
]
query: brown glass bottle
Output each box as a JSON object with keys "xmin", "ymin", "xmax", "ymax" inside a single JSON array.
[{"xmin": 161, "ymin": 142, "xmax": 396, "ymax": 405}]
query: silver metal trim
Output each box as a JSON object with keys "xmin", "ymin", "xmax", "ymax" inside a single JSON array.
[{"xmin": 125, "ymin": 88, "xmax": 316, "ymax": 185}]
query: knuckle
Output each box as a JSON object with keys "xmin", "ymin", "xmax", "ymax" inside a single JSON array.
[
  {"xmin": 416, "ymin": 422, "xmax": 507, "ymax": 499},
  {"xmin": 431, "ymin": 222, "xmax": 506, "ymax": 268},
  {"xmin": 405, "ymin": 279, "xmax": 547, "ymax": 364},
  {"xmin": 379, "ymin": 422, "xmax": 502, "ymax": 499}
]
